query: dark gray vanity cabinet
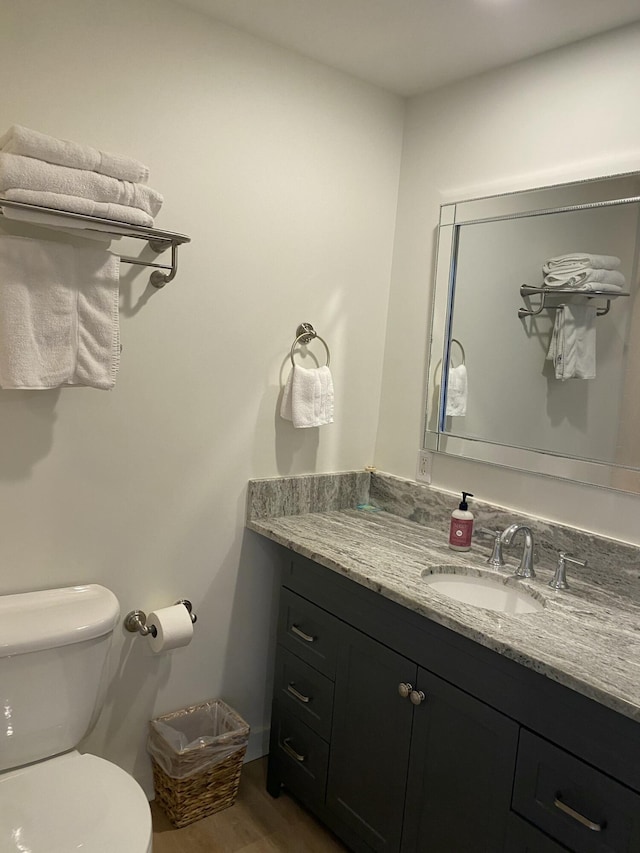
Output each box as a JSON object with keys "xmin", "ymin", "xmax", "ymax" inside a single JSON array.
[
  {"xmin": 326, "ymin": 627, "xmax": 416, "ymax": 852},
  {"xmin": 270, "ymin": 590, "xmax": 517, "ymax": 853},
  {"xmin": 401, "ymin": 668, "xmax": 518, "ymax": 853},
  {"xmin": 505, "ymin": 814, "xmax": 571, "ymax": 852},
  {"xmin": 266, "ymin": 551, "xmax": 640, "ymax": 853},
  {"xmin": 327, "ymin": 628, "xmax": 520, "ymax": 853}
]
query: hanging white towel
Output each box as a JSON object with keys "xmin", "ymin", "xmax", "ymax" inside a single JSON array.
[
  {"xmin": 0, "ymin": 125, "xmax": 150, "ymax": 184},
  {"xmin": 546, "ymin": 304, "xmax": 596, "ymax": 380},
  {"xmin": 543, "ymin": 267, "xmax": 625, "ymax": 291},
  {"xmin": 446, "ymin": 364, "xmax": 467, "ymax": 416},
  {"xmin": 2, "ymin": 189, "xmax": 154, "ymax": 227},
  {"xmin": 0, "ymin": 153, "xmax": 163, "ymax": 218},
  {"xmin": 280, "ymin": 365, "xmax": 334, "ymax": 428},
  {"xmin": 0, "ymin": 235, "xmax": 120, "ymax": 390},
  {"xmin": 542, "ymin": 253, "xmax": 621, "ymax": 274}
]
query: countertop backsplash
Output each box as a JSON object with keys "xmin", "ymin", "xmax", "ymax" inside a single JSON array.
[{"xmin": 248, "ymin": 468, "xmax": 640, "ymax": 586}]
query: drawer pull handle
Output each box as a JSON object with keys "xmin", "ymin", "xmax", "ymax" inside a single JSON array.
[
  {"xmin": 291, "ymin": 624, "xmax": 315, "ymax": 643},
  {"xmin": 554, "ymin": 795, "xmax": 604, "ymax": 832},
  {"xmin": 398, "ymin": 682, "xmax": 413, "ymax": 698},
  {"xmin": 287, "ymin": 683, "xmax": 311, "ymax": 703},
  {"xmin": 282, "ymin": 737, "xmax": 306, "ymax": 762}
]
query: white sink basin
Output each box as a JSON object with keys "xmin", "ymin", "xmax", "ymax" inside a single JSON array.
[{"xmin": 422, "ymin": 568, "xmax": 544, "ymax": 615}]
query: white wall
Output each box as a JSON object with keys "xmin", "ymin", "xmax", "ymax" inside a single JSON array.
[
  {"xmin": 376, "ymin": 23, "xmax": 640, "ymax": 544},
  {"xmin": 0, "ymin": 0, "xmax": 404, "ymax": 793}
]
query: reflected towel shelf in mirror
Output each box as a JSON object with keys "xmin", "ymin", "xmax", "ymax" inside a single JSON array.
[
  {"xmin": 518, "ymin": 284, "xmax": 630, "ymax": 319},
  {"xmin": 0, "ymin": 196, "xmax": 190, "ymax": 287}
]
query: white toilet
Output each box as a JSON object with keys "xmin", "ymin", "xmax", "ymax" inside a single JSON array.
[{"xmin": 0, "ymin": 584, "xmax": 152, "ymax": 853}]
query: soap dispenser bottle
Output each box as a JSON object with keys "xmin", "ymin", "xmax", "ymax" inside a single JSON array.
[{"xmin": 448, "ymin": 491, "xmax": 474, "ymax": 551}]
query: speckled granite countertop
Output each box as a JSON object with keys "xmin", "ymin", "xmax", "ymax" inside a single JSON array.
[{"xmin": 247, "ymin": 472, "xmax": 640, "ymax": 724}]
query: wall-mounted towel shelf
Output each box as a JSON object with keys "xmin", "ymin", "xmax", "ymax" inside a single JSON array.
[
  {"xmin": 0, "ymin": 197, "xmax": 190, "ymax": 288},
  {"xmin": 518, "ymin": 284, "xmax": 630, "ymax": 319}
]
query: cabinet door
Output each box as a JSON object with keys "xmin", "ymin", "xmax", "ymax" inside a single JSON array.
[
  {"xmin": 402, "ymin": 667, "xmax": 519, "ymax": 853},
  {"xmin": 326, "ymin": 624, "xmax": 417, "ymax": 853}
]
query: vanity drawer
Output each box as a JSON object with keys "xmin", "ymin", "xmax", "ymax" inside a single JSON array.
[
  {"xmin": 505, "ymin": 813, "xmax": 570, "ymax": 852},
  {"xmin": 512, "ymin": 730, "xmax": 640, "ymax": 852},
  {"xmin": 278, "ymin": 588, "xmax": 340, "ymax": 678},
  {"xmin": 274, "ymin": 645, "xmax": 334, "ymax": 740},
  {"xmin": 270, "ymin": 704, "xmax": 329, "ymax": 808}
]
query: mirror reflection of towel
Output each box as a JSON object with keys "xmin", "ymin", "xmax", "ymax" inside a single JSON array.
[
  {"xmin": 446, "ymin": 365, "xmax": 467, "ymax": 416},
  {"xmin": 546, "ymin": 304, "xmax": 596, "ymax": 380}
]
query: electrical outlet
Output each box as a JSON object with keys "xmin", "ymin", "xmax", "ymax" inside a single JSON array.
[{"xmin": 416, "ymin": 450, "xmax": 433, "ymax": 484}]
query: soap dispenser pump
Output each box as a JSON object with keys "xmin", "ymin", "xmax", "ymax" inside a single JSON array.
[{"xmin": 448, "ymin": 491, "xmax": 474, "ymax": 551}]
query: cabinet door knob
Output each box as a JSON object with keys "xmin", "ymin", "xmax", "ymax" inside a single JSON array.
[
  {"xmin": 398, "ymin": 682, "xmax": 413, "ymax": 698},
  {"xmin": 410, "ymin": 689, "xmax": 426, "ymax": 706}
]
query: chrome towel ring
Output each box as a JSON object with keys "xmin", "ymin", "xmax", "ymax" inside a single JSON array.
[
  {"xmin": 451, "ymin": 338, "xmax": 465, "ymax": 366},
  {"xmin": 290, "ymin": 322, "xmax": 331, "ymax": 367}
]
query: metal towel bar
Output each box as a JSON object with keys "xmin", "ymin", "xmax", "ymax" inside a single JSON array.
[
  {"xmin": 518, "ymin": 283, "xmax": 629, "ymax": 318},
  {"xmin": 0, "ymin": 196, "xmax": 190, "ymax": 287}
]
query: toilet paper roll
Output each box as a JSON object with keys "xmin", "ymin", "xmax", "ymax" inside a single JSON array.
[{"xmin": 147, "ymin": 604, "xmax": 194, "ymax": 653}]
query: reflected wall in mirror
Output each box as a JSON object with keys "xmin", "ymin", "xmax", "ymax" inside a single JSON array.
[{"xmin": 425, "ymin": 172, "xmax": 640, "ymax": 493}]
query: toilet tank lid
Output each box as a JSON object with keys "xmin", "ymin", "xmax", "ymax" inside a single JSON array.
[{"xmin": 0, "ymin": 585, "xmax": 120, "ymax": 657}]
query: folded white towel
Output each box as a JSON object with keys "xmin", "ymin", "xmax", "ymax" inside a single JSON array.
[
  {"xmin": 546, "ymin": 304, "xmax": 596, "ymax": 380},
  {"xmin": 2, "ymin": 189, "xmax": 154, "ymax": 227},
  {"xmin": 543, "ymin": 253, "xmax": 621, "ymax": 274},
  {"xmin": 0, "ymin": 125, "xmax": 149, "ymax": 184},
  {"xmin": 446, "ymin": 364, "xmax": 467, "ymax": 416},
  {"xmin": 0, "ymin": 153, "xmax": 162, "ymax": 218},
  {"xmin": 0, "ymin": 235, "xmax": 120, "ymax": 390},
  {"xmin": 543, "ymin": 268, "xmax": 626, "ymax": 291},
  {"xmin": 280, "ymin": 365, "xmax": 334, "ymax": 428}
]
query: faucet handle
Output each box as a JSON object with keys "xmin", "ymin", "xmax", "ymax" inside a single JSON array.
[
  {"xmin": 479, "ymin": 528, "xmax": 505, "ymax": 567},
  {"xmin": 548, "ymin": 552, "xmax": 588, "ymax": 590},
  {"xmin": 563, "ymin": 553, "xmax": 588, "ymax": 568}
]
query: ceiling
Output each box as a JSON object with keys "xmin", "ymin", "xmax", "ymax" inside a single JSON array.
[{"xmin": 175, "ymin": 0, "xmax": 640, "ymax": 96}]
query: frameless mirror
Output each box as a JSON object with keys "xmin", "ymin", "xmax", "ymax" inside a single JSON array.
[{"xmin": 425, "ymin": 172, "xmax": 640, "ymax": 493}]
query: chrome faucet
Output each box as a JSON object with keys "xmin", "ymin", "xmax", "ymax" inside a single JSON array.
[{"xmin": 500, "ymin": 523, "xmax": 535, "ymax": 578}]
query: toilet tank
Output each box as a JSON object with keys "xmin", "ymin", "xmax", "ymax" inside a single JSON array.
[{"xmin": 0, "ymin": 584, "xmax": 120, "ymax": 772}]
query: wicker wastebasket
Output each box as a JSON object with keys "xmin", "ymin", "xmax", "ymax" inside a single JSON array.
[{"xmin": 147, "ymin": 699, "xmax": 250, "ymax": 828}]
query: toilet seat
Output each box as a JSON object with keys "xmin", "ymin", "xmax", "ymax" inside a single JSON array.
[{"xmin": 0, "ymin": 751, "xmax": 152, "ymax": 853}]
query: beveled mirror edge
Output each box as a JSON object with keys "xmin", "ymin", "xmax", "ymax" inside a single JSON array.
[{"xmin": 424, "ymin": 169, "xmax": 640, "ymax": 496}]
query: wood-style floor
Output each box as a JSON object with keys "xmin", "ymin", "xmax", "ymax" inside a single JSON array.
[{"xmin": 151, "ymin": 757, "xmax": 348, "ymax": 852}]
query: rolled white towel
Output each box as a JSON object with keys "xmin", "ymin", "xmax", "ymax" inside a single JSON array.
[
  {"xmin": 543, "ymin": 253, "xmax": 621, "ymax": 274},
  {"xmin": 2, "ymin": 189, "xmax": 154, "ymax": 227},
  {"xmin": 0, "ymin": 153, "xmax": 163, "ymax": 218},
  {"xmin": 0, "ymin": 124, "xmax": 149, "ymax": 184},
  {"xmin": 543, "ymin": 268, "xmax": 626, "ymax": 291}
]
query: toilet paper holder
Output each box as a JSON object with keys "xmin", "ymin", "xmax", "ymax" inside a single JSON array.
[{"xmin": 124, "ymin": 600, "xmax": 197, "ymax": 638}]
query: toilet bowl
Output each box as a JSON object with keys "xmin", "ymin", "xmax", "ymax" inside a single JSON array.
[
  {"xmin": 0, "ymin": 752, "xmax": 152, "ymax": 852},
  {"xmin": 0, "ymin": 585, "xmax": 152, "ymax": 853}
]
